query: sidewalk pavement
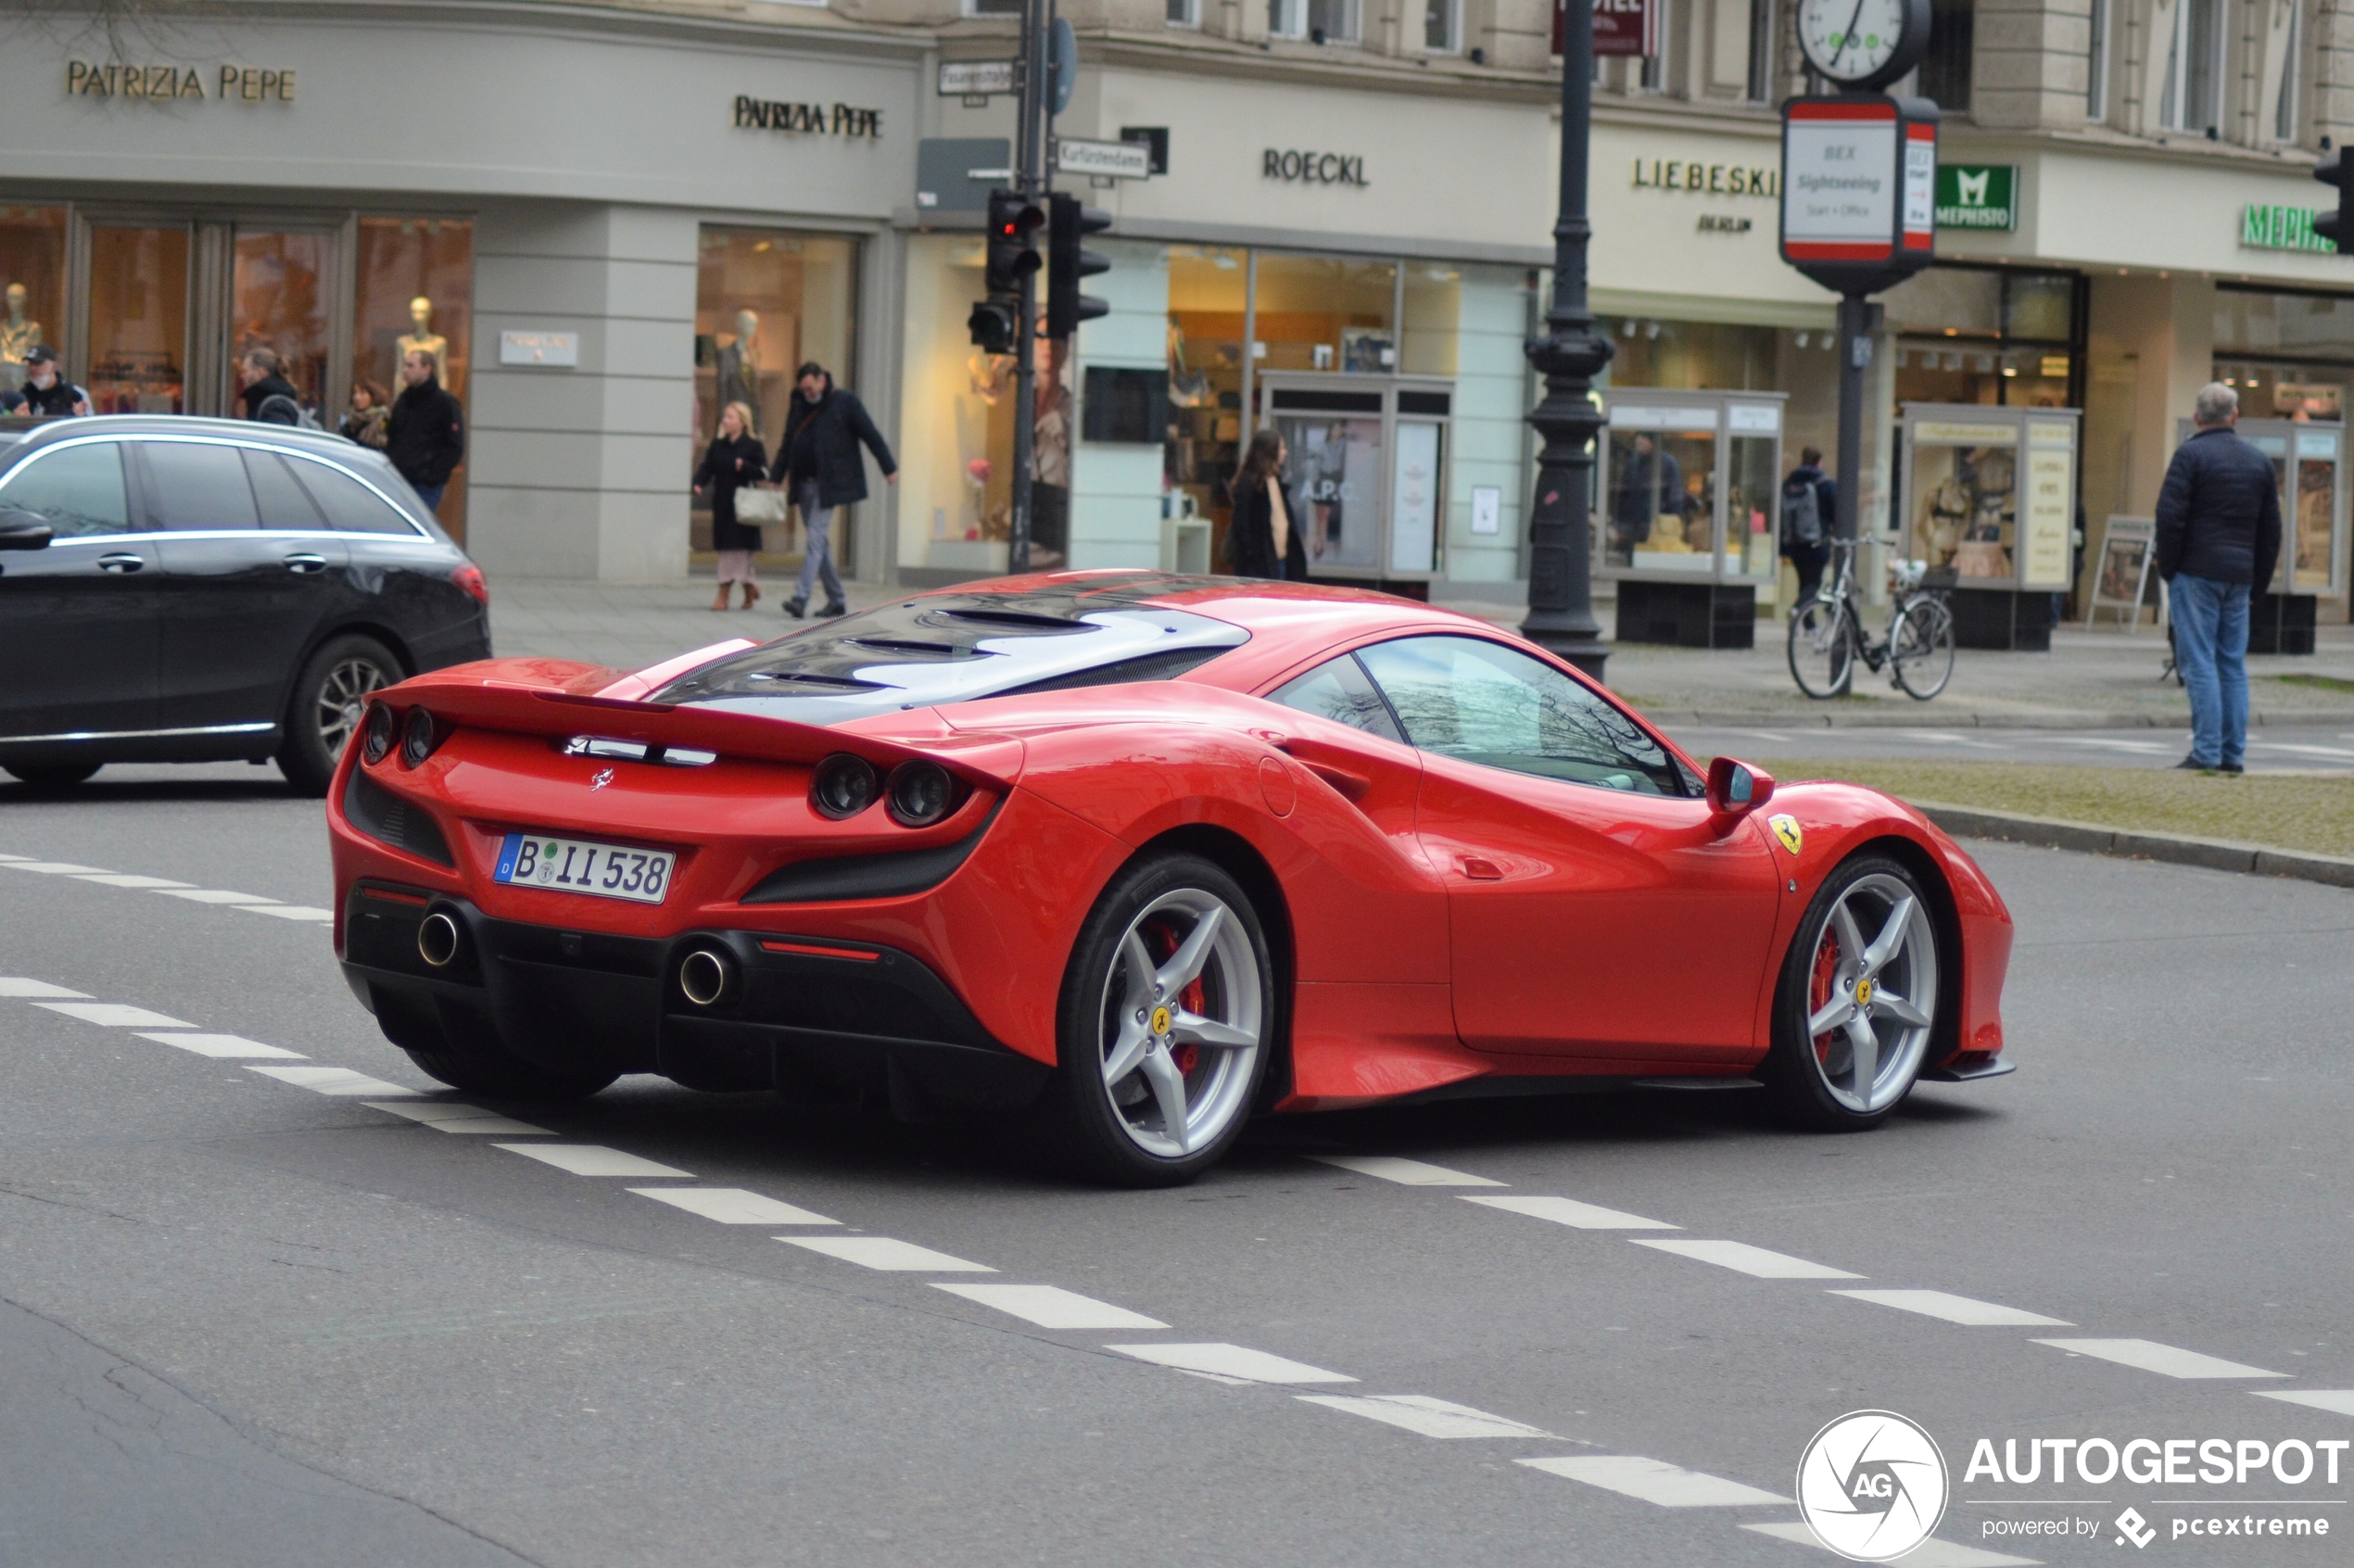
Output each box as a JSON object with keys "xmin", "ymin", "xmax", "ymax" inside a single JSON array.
[{"xmin": 485, "ymin": 577, "xmax": 2354, "ymax": 732}]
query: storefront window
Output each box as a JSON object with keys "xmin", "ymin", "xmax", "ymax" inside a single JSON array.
[
  {"xmin": 1166, "ymin": 246, "xmax": 1247, "ymax": 537},
  {"xmin": 234, "ymin": 231, "xmax": 331, "ymax": 419},
  {"xmin": 692, "ymin": 228, "xmax": 859, "ymax": 568},
  {"xmin": 1887, "ymin": 265, "xmax": 2081, "ymax": 408},
  {"xmin": 358, "ymin": 218, "xmax": 473, "ymax": 535},
  {"xmin": 1252, "ymin": 254, "xmax": 1396, "ymax": 373},
  {"xmin": 1602, "ymin": 318, "xmax": 1839, "ymax": 507},
  {"xmin": 87, "ymin": 226, "xmax": 189, "ymax": 415},
  {"xmin": 0, "ymin": 207, "xmax": 66, "ymax": 394},
  {"xmin": 1400, "ymin": 264, "xmax": 1461, "ymax": 375},
  {"xmin": 2214, "ymin": 285, "xmax": 2354, "ymax": 421}
]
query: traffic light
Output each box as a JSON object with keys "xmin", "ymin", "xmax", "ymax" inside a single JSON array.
[
  {"xmin": 2316, "ymin": 150, "xmax": 2352, "ymax": 253},
  {"xmin": 985, "ymin": 190, "xmax": 1044, "ymax": 295},
  {"xmin": 967, "ymin": 297, "xmax": 1019, "ymax": 355},
  {"xmin": 1046, "ymin": 193, "xmax": 1112, "ymax": 339}
]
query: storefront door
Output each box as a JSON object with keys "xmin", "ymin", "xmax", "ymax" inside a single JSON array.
[
  {"xmin": 84, "ymin": 223, "xmax": 191, "ymax": 415},
  {"xmin": 1255, "ymin": 376, "xmax": 1450, "ymax": 583},
  {"xmin": 229, "ymin": 228, "xmax": 336, "ymax": 418}
]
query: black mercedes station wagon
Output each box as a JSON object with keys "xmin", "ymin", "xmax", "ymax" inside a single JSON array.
[{"xmin": 0, "ymin": 416, "xmax": 491, "ymax": 795}]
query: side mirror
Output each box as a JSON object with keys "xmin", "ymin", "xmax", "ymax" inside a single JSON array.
[
  {"xmin": 1706, "ymin": 755, "xmax": 1775, "ymax": 832},
  {"xmin": 0, "ymin": 508, "xmax": 51, "ymax": 550}
]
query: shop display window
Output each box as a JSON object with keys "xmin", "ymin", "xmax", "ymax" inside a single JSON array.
[
  {"xmin": 87, "ymin": 226, "xmax": 189, "ymax": 415},
  {"xmin": 1900, "ymin": 409, "xmax": 2078, "ymax": 592},
  {"xmin": 1606, "ymin": 425, "xmax": 1716, "ymax": 572},
  {"xmin": 691, "ymin": 228, "xmax": 858, "ymax": 565},
  {"xmin": 358, "ymin": 218, "xmax": 473, "ymax": 537},
  {"xmin": 234, "ymin": 231, "xmax": 332, "ymax": 419},
  {"xmin": 1888, "ymin": 265, "xmax": 2082, "ymax": 409},
  {"xmin": 0, "ymin": 207, "xmax": 66, "ymax": 394},
  {"xmin": 1252, "ymin": 254, "xmax": 1396, "ymax": 374},
  {"xmin": 1909, "ymin": 440, "xmax": 2017, "ymax": 579},
  {"xmin": 1166, "ymin": 246, "xmax": 1248, "ymax": 540}
]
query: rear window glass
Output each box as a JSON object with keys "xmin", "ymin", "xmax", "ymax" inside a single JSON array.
[
  {"xmin": 244, "ymin": 449, "xmax": 326, "ymax": 529},
  {"xmin": 655, "ymin": 588, "xmax": 1249, "ymax": 724},
  {"xmin": 286, "ymin": 457, "xmax": 419, "ymax": 534}
]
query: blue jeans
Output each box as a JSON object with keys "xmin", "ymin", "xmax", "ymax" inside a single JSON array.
[
  {"xmin": 410, "ymin": 482, "xmax": 446, "ymax": 514},
  {"xmin": 794, "ymin": 483, "xmax": 843, "ymax": 608},
  {"xmin": 2170, "ymin": 573, "xmax": 2249, "ymax": 767}
]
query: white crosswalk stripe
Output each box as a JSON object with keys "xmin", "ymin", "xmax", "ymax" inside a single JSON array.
[
  {"xmin": 1465, "ymin": 1195, "xmax": 1677, "ymax": 1230},
  {"xmin": 933, "ymin": 1283, "xmax": 1166, "ymax": 1330},
  {"xmin": 37, "ymin": 1001, "xmax": 195, "ymax": 1029},
  {"xmin": 626, "ymin": 1187, "xmax": 838, "ymax": 1225},
  {"xmin": 1105, "ymin": 1342, "xmax": 1354, "ymax": 1385},
  {"xmin": 2032, "ymin": 1337, "xmax": 2284, "ymax": 1379},
  {"xmin": 1310, "ymin": 1155, "xmax": 1504, "ymax": 1187},
  {"xmin": 492, "ymin": 1143, "xmax": 690, "ymax": 1178},
  {"xmin": 1633, "ymin": 1238, "xmax": 1863, "ymax": 1280},
  {"xmin": 1299, "ymin": 1394, "xmax": 1550, "ymax": 1439},
  {"xmin": 2257, "ymin": 1390, "xmax": 2354, "ymax": 1415},
  {"xmin": 1829, "ymin": 1289, "xmax": 2070, "ymax": 1326},
  {"xmin": 0, "ymin": 978, "xmax": 91, "ymax": 999},
  {"xmin": 362, "ymin": 1101, "xmax": 551, "ymax": 1135},
  {"xmin": 779, "ymin": 1235, "xmax": 993, "ymax": 1272},
  {"xmin": 136, "ymin": 1031, "xmax": 306, "ymax": 1060},
  {"xmin": 249, "ymin": 1064, "xmax": 418, "ymax": 1096}
]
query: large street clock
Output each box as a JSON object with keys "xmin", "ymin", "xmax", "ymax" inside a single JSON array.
[{"xmin": 1795, "ymin": 0, "xmax": 1931, "ymax": 93}]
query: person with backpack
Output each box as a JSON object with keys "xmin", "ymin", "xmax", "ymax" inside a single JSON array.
[
  {"xmin": 238, "ymin": 348, "xmax": 313, "ymax": 427},
  {"xmin": 1779, "ymin": 446, "xmax": 1837, "ymax": 607},
  {"xmin": 386, "ymin": 348, "xmax": 466, "ymax": 513}
]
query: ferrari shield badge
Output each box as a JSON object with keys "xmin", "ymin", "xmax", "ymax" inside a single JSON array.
[{"xmin": 1769, "ymin": 814, "xmax": 1803, "ymax": 855}]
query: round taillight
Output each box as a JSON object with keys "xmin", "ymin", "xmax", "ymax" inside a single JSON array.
[
  {"xmin": 810, "ymin": 752, "xmax": 879, "ymax": 819},
  {"xmin": 400, "ymin": 707, "xmax": 443, "ymax": 768},
  {"xmin": 885, "ymin": 761, "xmax": 956, "ymax": 828},
  {"xmin": 361, "ymin": 702, "xmax": 397, "ymax": 765}
]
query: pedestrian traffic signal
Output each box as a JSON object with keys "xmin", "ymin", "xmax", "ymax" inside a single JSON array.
[
  {"xmin": 2315, "ymin": 150, "xmax": 2352, "ymax": 253},
  {"xmin": 1046, "ymin": 194, "xmax": 1112, "ymax": 338},
  {"xmin": 967, "ymin": 297, "xmax": 1019, "ymax": 354},
  {"xmin": 985, "ymin": 190, "xmax": 1045, "ymax": 295}
]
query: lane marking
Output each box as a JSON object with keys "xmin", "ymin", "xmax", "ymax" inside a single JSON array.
[
  {"xmin": 1, "ymin": 861, "xmax": 108, "ymax": 874},
  {"xmin": 249, "ymin": 1065, "xmax": 419, "ymax": 1097},
  {"xmin": 0, "ymin": 852, "xmax": 32, "ymax": 861},
  {"xmin": 0, "ymin": 977, "xmax": 91, "ymax": 999},
  {"xmin": 73, "ymin": 873, "xmax": 195, "ymax": 889},
  {"xmin": 1828, "ymin": 1289, "xmax": 2071, "ymax": 1327},
  {"xmin": 154, "ymin": 889, "xmax": 280, "ymax": 905},
  {"xmin": 491, "ymin": 1143, "xmax": 691, "ymax": 1178},
  {"xmin": 1105, "ymin": 1342, "xmax": 1355, "ymax": 1385},
  {"xmin": 1465, "ymin": 1194, "xmax": 1678, "ymax": 1230},
  {"xmin": 1299, "ymin": 1393, "xmax": 1551, "ymax": 1439},
  {"xmin": 779, "ymin": 1235, "xmax": 993, "ymax": 1272},
  {"xmin": 361, "ymin": 1101, "xmax": 551, "ymax": 1135},
  {"xmin": 2257, "ymin": 1390, "xmax": 2354, "ymax": 1416},
  {"xmin": 1310, "ymin": 1154, "xmax": 1506, "ymax": 1187},
  {"xmin": 136, "ymin": 1031, "xmax": 307, "ymax": 1060},
  {"xmin": 236, "ymin": 904, "xmax": 337, "ymax": 923},
  {"xmin": 1632, "ymin": 1238, "xmax": 1863, "ymax": 1280},
  {"xmin": 934, "ymin": 1283, "xmax": 1168, "ymax": 1330},
  {"xmin": 626, "ymin": 1187, "xmax": 839, "ymax": 1226},
  {"xmin": 36, "ymin": 1001, "xmax": 196, "ymax": 1029},
  {"xmin": 1742, "ymin": 1520, "xmax": 2039, "ymax": 1565},
  {"xmin": 2032, "ymin": 1337, "xmax": 2284, "ymax": 1379},
  {"xmin": 1518, "ymin": 1455, "xmax": 1785, "ymax": 1507}
]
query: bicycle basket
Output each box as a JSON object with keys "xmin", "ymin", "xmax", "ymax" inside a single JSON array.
[{"xmin": 1919, "ymin": 564, "xmax": 1958, "ymax": 591}]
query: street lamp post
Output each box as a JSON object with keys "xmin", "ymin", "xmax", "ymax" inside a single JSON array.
[{"xmin": 1519, "ymin": 0, "xmax": 1614, "ymax": 681}]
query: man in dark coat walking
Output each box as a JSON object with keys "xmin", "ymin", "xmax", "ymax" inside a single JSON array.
[
  {"xmin": 2155, "ymin": 382, "xmax": 2282, "ymax": 773},
  {"xmin": 386, "ymin": 349, "xmax": 466, "ymax": 514},
  {"xmin": 237, "ymin": 348, "xmax": 305, "ymax": 425},
  {"xmin": 768, "ymin": 361, "xmax": 895, "ymax": 618}
]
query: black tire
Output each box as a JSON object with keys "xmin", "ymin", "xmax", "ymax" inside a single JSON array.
[
  {"xmin": 278, "ymin": 634, "xmax": 402, "ymax": 797},
  {"xmin": 1787, "ymin": 596, "xmax": 1854, "ymax": 699},
  {"xmin": 1762, "ymin": 854, "xmax": 1943, "ymax": 1132},
  {"xmin": 4, "ymin": 763, "xmax": 102, "ymax": 790},
  {"xmin": 401, "ymin": 1043, "xmax": 618, "ymax": 1102},
  {"xmin": 1035, "ymin": 852, "xmax": 1276, "ymax": 1187},
  {"xmin": 1891, "ymin": 596, "xmax": 1956, "ymax": 700}
]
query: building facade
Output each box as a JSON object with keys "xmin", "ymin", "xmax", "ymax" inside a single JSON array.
[{"xmin": 5, "ymin": 0, "xmax": 2351, "ymax": 630}]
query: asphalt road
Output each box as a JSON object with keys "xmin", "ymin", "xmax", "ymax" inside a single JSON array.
[
  {"xmin": 1664, "ymin": 721, "xmax": 2354, "ymax": 772},
  {"xmin": 4, "ymin": 765, "xmax": 2350, "ymax": 1567}
]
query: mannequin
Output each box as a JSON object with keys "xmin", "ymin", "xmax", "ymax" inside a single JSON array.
[
  {"xmin": 0, "ymin": 284, "xmax": 41, "ymax": 390},
  {"xmin": 396, "ymin": 296, "xmax": 449, "ymax": 386},
  {"xmin": 714, "ymin": 309, "xmax": 760, "ymax": 436}
]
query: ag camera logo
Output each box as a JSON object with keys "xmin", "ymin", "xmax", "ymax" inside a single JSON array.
[{"xmin": 1798, "ymin": 1410, "xmax": 1950, "ymax": 1562}]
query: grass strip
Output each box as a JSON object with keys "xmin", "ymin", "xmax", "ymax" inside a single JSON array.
[{"xmin": 1756, "ymin": 759, "xmax": 2354, "ymax": 859}]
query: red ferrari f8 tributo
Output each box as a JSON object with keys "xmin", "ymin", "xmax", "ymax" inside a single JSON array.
[{"xmin": 327, "ymin": 573, "xmax": 2013, "ymax": 1183}]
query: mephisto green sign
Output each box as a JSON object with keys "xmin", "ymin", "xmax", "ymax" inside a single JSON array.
[
  {"xmin": 2243, "ymin": 204, "xmax": 2337, "ymax": 253},
  {"xmin": 1934, "ymin": 164, "xmax": 2016, "ymax": 230}
]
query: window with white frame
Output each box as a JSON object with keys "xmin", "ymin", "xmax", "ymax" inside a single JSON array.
[
  {"xmin": 1308, "ymin": 0, "xmax": 1361, "ymax": 42},
  {"xmin": 2086, "ymin": 0, "xmax": 2110, "ymax": 119},
  {"xmin": 1423, "ymin": 0, "xmax": 1460, "ymax": 51},
  {"xmin": 2161, "ymin": 0, "xmax": 2224, "ymax": 132},
  {"xmin": 1168, "ymin": 0, "xmax": 1199, "ymax": 23},
  {"xmin": 2273, "ymin": 1, "xmax": 2301, "ymax": 142},
  {"xmin": 1269, "ymin": 0, "xmax": 1302, "ymax": 36}
]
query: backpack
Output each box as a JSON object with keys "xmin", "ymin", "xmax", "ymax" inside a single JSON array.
[
  {"xmin": 258, "ymin": 392, "xmax": 324, "ymax": 432},
  {"xmin": 1781, "ymin": 472, "xmax": 1824, "ymax": 549}
]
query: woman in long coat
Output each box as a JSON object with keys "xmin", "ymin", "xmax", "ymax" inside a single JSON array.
[
  {"xmin": 1224, "ymin": 427, "xmax": 1308, "ymax": 581},
  {"xmin": 694, "ymin": 401, "xmax": 769, "ymax": 610}
]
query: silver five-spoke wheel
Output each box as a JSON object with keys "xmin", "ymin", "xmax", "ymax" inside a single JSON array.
[
  {"xmin": 1768, "ymin": 856, "xmax": 1942, "ymax": 1129},
  {"xmin": 1096, "ymin": 888, "xmax": 1263, "ymax": 1158}
]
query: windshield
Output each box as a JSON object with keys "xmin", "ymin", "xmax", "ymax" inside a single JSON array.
[{"xmin": 652, "ymin": 586, "xmax": 1249, "ymax": 724}]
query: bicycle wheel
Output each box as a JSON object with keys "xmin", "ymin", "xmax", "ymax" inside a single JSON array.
[
  {"xmin": 1891, "ymin": 595, "xmax": 1956, "ymax": 700},
  {"xmin": 1788, "ymin": 595, "xmax": 1855, "ymax": 699}
]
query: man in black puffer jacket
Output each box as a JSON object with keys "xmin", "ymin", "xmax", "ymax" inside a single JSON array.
[
  {"xmin": 2154, "ymin": 382, "xmax": 2282, "ymax": 773},
  {"xmin": 386, "ymin": 349, "xmax": 466, "ymax": 515},
  {"xmin": 768, "ymin": 362, "xmax": 895, "ymax": 618}
]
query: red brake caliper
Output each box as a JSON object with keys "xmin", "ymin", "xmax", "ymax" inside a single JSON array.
[{"xmin": 1808, "ymin": 934, "xmax": 1842, "ymax": 1065}]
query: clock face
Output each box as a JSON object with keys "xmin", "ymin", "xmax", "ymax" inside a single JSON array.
[{"xmin": 1797, "ymin": 0, "xmax": 1911, "ymax": 83}]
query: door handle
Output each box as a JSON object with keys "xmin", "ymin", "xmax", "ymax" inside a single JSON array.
[
  {"xmin": 283, "ymin": 553, "xmax": 329, "ymax": 575},
  {"xmin": 1456, "ymin": 854, "xmax": 1504, "ymax": 881},
  {"xmin": 96, "ymin": 552, "xmax": 145, "ymax": 574}
]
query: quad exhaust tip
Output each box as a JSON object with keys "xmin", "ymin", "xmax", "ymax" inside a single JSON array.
[
  {"xmin": 417, "ymin": 911, "xmax": 462, "ymax": 968},
  {"xmin": 678, "ymin": 948, "xmax": 732, "ymax": 1008}
]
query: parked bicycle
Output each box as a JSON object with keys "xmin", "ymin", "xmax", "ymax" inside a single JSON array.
[{"xmin": 1787, "ymin": 539, "xmax": 1957, "ymax": 700}]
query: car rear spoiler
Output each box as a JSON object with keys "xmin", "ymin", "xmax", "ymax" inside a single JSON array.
[{"xmin": 385, "ymin": 661, "xmax": 1022, "ymax": 787}]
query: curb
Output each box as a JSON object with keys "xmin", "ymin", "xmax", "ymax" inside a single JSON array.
[
  {"xmin": 1913, "ymin": 800, "xmax": 2354, "ymax": 891},
  {"xmin": 1629, "ymin": 704, "xmax": 2353, "ymax": 731}
]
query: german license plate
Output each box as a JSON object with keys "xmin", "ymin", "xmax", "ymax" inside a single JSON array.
[{"xmin": 494, "ymin": 832, "xmax": 675, "ymax": 904}]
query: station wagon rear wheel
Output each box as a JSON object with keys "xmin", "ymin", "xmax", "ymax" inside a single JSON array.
[{"xmin": 279, "ymin": 634, "xmax": 400, "ymax": 797}]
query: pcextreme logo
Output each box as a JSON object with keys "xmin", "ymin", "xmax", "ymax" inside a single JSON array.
[{"xmin": 1797, "ymin": 1410, "xmax": 1950, "ymax": 1562}]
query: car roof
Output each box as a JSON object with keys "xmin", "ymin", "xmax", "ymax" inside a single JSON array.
[{"xmin": 1, "ymin": 413, "xmax": 365, "ymax": 462}]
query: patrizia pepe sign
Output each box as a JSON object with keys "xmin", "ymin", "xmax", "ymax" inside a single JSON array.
[{"xmin": 732, "ymin": 96, "xmax": 882, "ymax": 138}]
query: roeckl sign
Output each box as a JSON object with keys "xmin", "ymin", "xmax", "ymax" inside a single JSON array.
[{"xmin": 1262, "ymin": 149, "xmax": 1368, "ymax": 187}]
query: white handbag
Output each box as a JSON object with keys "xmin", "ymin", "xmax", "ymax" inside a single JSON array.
[{"xmin": 733, "ymin": 485, "xmax": 787, "ymax": 525}]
